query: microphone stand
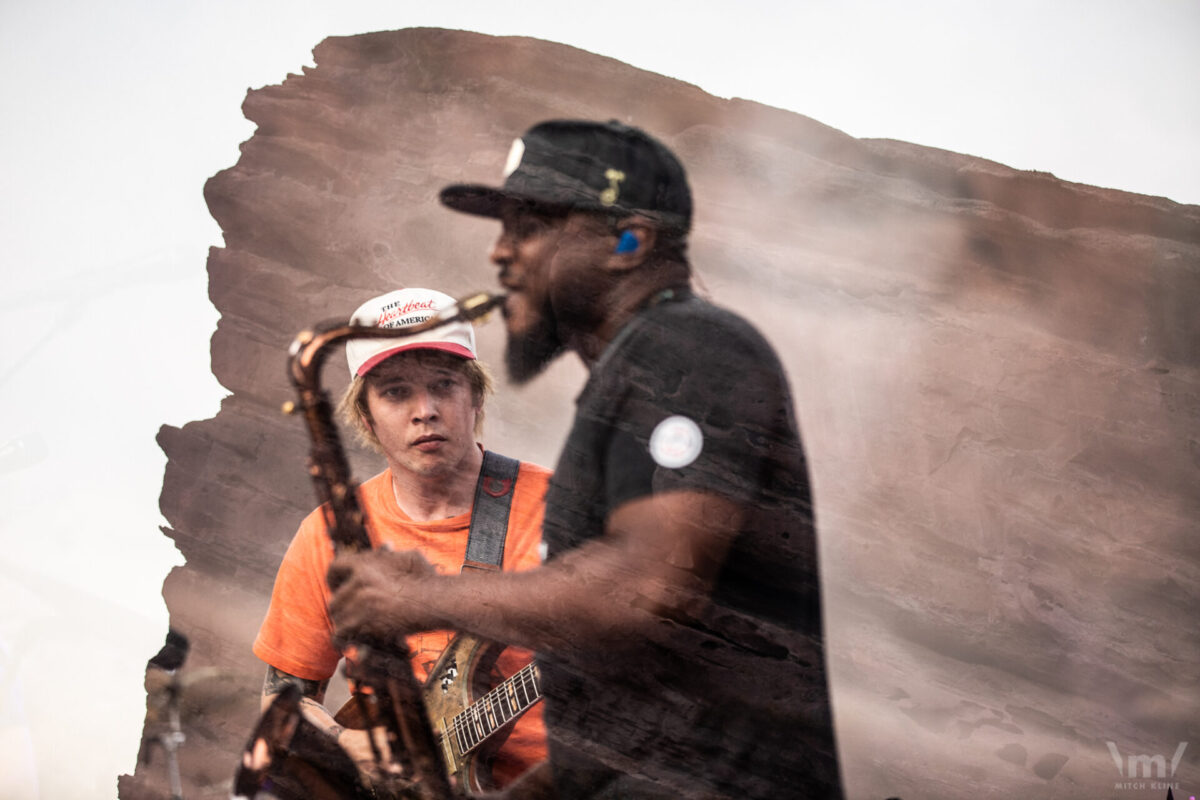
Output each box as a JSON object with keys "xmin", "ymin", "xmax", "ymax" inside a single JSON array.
[{"xmin": 142, "ymin": 630, "xmax": 191, "ymax": 800}]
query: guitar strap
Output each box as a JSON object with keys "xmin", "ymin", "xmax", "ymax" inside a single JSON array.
[{"xmin": 461, "ymin": 450, "xmax": 520, "ymax": 573}]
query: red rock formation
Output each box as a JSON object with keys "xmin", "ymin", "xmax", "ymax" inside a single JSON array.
[{"xmin": 121, "ymin": 28, "xmax": 1199, "ymax": 799}]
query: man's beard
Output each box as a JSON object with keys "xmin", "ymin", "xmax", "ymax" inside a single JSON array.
[{"xmin": 505, "ymin": 309, "xmax": 565, "ymax": 385}]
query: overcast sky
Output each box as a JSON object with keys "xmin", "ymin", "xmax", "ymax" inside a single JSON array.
[{"xmin": 1, "ymin": 1, "xmax": 1196, "ymax": 797}]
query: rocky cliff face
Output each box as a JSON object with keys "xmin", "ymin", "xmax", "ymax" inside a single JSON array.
[{"xmin": 121, "ymin": 28, "xmax": 1199, "ymax": 799}]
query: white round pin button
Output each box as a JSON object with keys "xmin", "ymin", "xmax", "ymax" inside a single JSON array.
[
  {"xmin": 503, "ymin": 138, "xmax": 525, "ymax": 178},
  {"xmin": 649, "ymin": 415, "xmax": 703, "ymax": 468}
]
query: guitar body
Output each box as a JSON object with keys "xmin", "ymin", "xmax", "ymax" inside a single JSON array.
[
  {"xmin": 423, "ymin": 634, "xmax": 504, "ymax": 794},
  {"xmin": 335, "ymin": 634, "xmax": 540, "ymax": 795}
]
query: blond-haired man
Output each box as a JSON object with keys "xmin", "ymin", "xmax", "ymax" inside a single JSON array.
[{"xmin": 254, "ymin": 287, "xmax": 550, "ymax": 790}]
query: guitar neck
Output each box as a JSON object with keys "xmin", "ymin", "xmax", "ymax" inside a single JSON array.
[{"xmin": 449, "ymin": 661, "xmax": 541, "ymax": 756}]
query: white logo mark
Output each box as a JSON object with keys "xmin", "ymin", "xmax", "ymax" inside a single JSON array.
[
  {"xmin": 649, "ymin": 415, "xmax": 703, "ymax": 469},
  {"xmin": 1106, "ymin": 741, "xmax": 1188, "ymax": 778}
]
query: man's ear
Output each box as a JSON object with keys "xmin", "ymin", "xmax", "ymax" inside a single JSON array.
[{"xmin": 607, "ymin": 220, "xmax": 657, "ymax": 272}]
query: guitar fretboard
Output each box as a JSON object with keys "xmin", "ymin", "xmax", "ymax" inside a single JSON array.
[{"xmin": 450, "ymin": 661, "xmax": 541, "ymax": 756}]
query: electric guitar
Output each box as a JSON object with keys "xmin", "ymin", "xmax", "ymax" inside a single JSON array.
[
  {"xmin": 424, "ymin": 635, "xmax": 543, "ymax": 793},
  {"xmin": 336, "ymin": 633, "xmax": 543, "ymax": 794}
]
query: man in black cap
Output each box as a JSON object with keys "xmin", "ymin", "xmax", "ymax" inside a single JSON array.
[{"xmin": 330, "ymin": 120, "xmax": 844, "ymax": 799}]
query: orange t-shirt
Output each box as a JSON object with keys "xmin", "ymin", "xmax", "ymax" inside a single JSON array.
[{"xmin": 254, "ymin": 460, "xmax": 551, "ymax": 787}]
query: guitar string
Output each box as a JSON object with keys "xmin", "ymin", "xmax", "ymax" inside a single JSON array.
[
  {"xmin": 451, "ymin": 661, "xmax": 542, "ymax": 755},
  {"xmin": 454, "ymin": 664, "xmax": 531, "ymax": 753}
]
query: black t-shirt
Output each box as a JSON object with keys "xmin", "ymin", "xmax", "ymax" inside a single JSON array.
[{"xmin": 540, "ymin": 290, "xmax": 844, "ymax": 799}]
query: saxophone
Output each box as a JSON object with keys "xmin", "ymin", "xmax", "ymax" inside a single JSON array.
[{"xmin": 234, "ymin": 291, "xmax": 506, "ymax": 800}]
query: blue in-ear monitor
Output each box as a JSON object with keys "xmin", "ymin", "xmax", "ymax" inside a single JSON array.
[{"xmin": 615, "ymin": 230, "xmax": 639, "ymax": 253}]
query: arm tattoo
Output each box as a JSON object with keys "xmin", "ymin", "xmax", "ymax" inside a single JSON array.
[
  {"xmin": 263, "ymin": 665, "xmax": 330, "ymax": 703},
  {"xmin": 327, "ymin": 722, "xmax": 345, "ymax": 740}
]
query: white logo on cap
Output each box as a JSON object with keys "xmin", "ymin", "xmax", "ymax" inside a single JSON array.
[
  {"xmin": 649, "ymin": 415, "xmax": 703, "ymax": 469},
  {"xmin": 376, "ymin": 298, "xmax": 437, "ymax": 328},
  {"xmin": 503, "ymin": 138, "xmax": 525, "ymax": 178}
]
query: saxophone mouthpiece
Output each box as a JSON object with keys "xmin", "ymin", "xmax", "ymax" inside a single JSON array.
[{"xmin": 454, "ymin": 292, "xmax": 507, "ymax": 324}]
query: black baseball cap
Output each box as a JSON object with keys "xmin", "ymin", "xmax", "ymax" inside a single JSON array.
[{"xmin": 440, "ymin": 119, "xmax": 692, "ymax": 234}]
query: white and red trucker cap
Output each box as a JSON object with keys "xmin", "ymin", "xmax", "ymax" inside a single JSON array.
[{"xmin": 345, "ymin": 288, "xmax": 477, "ymax": 378}]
